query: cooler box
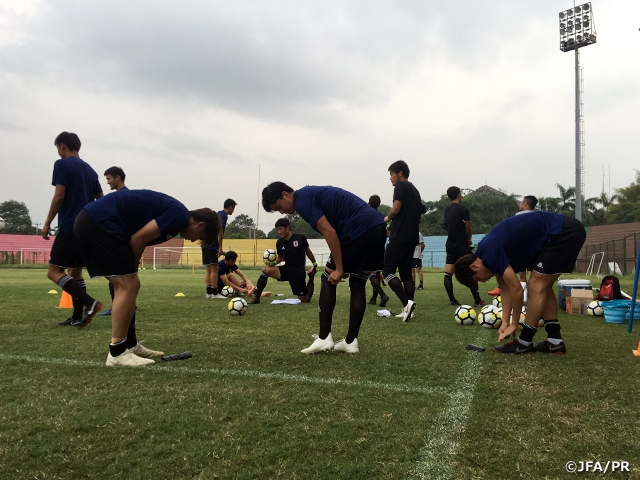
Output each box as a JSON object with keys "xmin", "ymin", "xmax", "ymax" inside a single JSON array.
[{"xmin": 558, "ymin": 279, "xmax": 592, "ymax": 310}]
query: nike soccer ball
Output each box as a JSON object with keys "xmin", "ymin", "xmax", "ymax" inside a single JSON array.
[
  {"xmin": 228, "ymin": 297, "xmax": 247, "ymax": 316},
  {"xmin": 454, "ymin": 305, "xmax": 476, "ymax": 326},
  {"xmin": 586, "ymin": 300, "xmax": 604, "ymax": 316},
  {"xmin": 492, "ymin": 296, "xmax": 502, "ymax": 308},
  {"xmin": 263, "ymin": 249, "xmax": 277, "ymax": 266},
  {"xmin": 221, "ymin": 285, "xmax": 236, "ymax": 297},
  {"xmin": 0, "ymin": 217, "xmax": 5, "ymax": 232},
  {"xmin": 478, "ymin": 304, "xmax": 501, "ymax": 329}
]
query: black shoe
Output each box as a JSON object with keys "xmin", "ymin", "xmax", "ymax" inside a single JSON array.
[
  {"xmin": 58, "ymin": 317, "xmax": 78, "ymax": 326},
  {"xmin": 77, "ymin": 300, "xmax": 102, "ymax": 328},
  {"xmin": 534, "ymin": 340, "xmax": 566, "ymax": 354},
  {"xmin": 249, "ymin": 297, "xmax": 260, "ymax": 305},
  {"xmin": 449, "ymin": 300, "xmax": 461, "ymax": 306},
  {"xmin": 417, "ymin": 284, "xmax": 424, "ymax": 290},
  {"xmin": 493, "ymin": 339, "xmax": 536, "ymax": 354},
  {"xmin": 379, "ymin": 295, "xmax": 390, "ymax": 308},
  {"xmin": 368, "ymin": 298, "xmax": 377, "ymax": 305},
  {"xmin": 474, "ymin": 301, "xmax": 486, "ymax": 307}
]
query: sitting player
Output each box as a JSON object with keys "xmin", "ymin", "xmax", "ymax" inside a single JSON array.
[
  {"xmin": 250, "ymin": 217, "xmax": 318, "ymax": 304},
  {"xmin": 217, "ymin": 251, "xmax": 255, "ymax": 296}
]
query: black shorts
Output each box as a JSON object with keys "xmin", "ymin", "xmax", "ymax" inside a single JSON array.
[
  {"xmin": 74, "ymin": 209, "xmax": 137, "ymax": 278},
  {"xmin": 49, "ymin": 233, "xmax": 85, "ymax": 269},
  {"xmin": 532, "ymin": 216, "xmax": 586, "ymax": 275},
  {"xmin": 202, "ymin": 246, "xmax": 219, "ymax": 266},
  {"xmin": 326, "ymin": 224, "xmax": 386, "ymax": 280},
  {"xmin": 383, "ymin": 238, "xmax": 415, "ymax": 280},
  {"xmin": 279, "ymin": 266, "xmax": 307, "ymax": 297},
  {"xmin": 413, "ymin": 257, "xmax": 423, "ymax": 269},
  {"xmin": 446, "ymin": 246, "xmax": 472, "ymax": 265}
]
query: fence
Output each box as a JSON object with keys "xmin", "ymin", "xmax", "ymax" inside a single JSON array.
[
  {"xmin": 579, "ymin": 232, "xmax": 639, "ymax": 275},
  {"xmin": 0, "ymin": 249, "xmax": 51, "ymax": 265}
]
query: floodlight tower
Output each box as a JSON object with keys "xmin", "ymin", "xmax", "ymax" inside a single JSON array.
[{"xmin": 559, "ymin": 2, "xmax": 596, "ymax": 222}]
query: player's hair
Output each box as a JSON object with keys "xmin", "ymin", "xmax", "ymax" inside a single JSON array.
[
  {"xmin": 224, "ymin": 198, "xmax": 237, "ymax": 209},
  {"xmin": 104, "ymin": 166, "xmax": 126, "ymax": 182},
  {"xmin": 275, "ymin": 218, "xmax": 290, "ymax": 229},
  {"xmin": 225, "ymin": 250, "xmax": 238, "ymax": 261},
  {"xmin": 388, "ymin": 160, "xmax": 410, "ymax": 178},
  {"xmin": 447, "ymin": 186, "xmax": 461, "ymax": 200},
  {"xmin": 523, "ymin": 195, "xmax": 538, "ymax": 210},
  {"xmin": 189, "ymin": 208, "xmax": 221, "ymax": 247},
  {"xmin": 262, "ymin": 182, "xmax": 293, "ymax": 212},
  {"xmin": 54, "ymin": 132, "xmax": 81, "ymax": 152},
  {"xmin": 454, "ymin": 254, "xmax": 478, "ymax": 288},
  {"xmin": 368, "ymin": 194, "xmax": 381, "ymax": 210}
]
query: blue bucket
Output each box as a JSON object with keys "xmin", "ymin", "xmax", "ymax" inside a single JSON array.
[{"xmin": 602, "ymin": 301, "xmax": 628, "ymax": 324}]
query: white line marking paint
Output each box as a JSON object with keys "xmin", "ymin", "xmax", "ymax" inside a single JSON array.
[
  {"xmin": 409, "ymin": 330, "xmax": 491, "ymax": 479},
  {"xmin": 0, "ymin": 353, "xmax": 451, "ymax": 396}
]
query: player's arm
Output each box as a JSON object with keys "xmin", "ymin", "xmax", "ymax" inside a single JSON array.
[
  {"xmin": 315, "ymin": 215, "xmax": 343, "ymax": 284},
  {"xmin": 497, "ymin": 266, "xmax": 525, "ymax": 341},
  {"xmin": 234, "ymin": 269, "xmax": 254, "ymax": 295},
  {"xmin": 217, "ymin": 229, "xmax": 224, "ymax": 257},
  {"xmin": 129, "ymin": 220, "xmax": 161, "ymax": 265},
  {"xmin": 305, "ymin": 247, "xmax": 318, "ymax": 275},
  {"xmin": 42, "ymin": 184, "xmax": 66, "ymax": 240},
  {"xmin": 384, "ymin": 199, "xmax": 403, "ymax": 222},
  {"xmin": 465, "ymin": 220, "xmax": 472, "ymax": 245}
]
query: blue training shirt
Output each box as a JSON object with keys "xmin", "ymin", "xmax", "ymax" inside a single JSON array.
[
  {"xmin": 51, "ymin": 156, "xmax": 102, "ymax": 233},
  {"xmin": 293, "ymin": 186, "xmax": 385, "ymax": 241},
  {"xmin": 83, "ymin": 189, "xmax": 190, "ymax": 245},
  {"xmin": 475, "ymin": 211, "xmax": 564, "ymax": 275}
]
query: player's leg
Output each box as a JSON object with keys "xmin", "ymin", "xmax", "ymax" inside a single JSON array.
[
  {"xmin": 210, "ymin": 264, "xmax": 226, "ymax": 298},
  {"xmin": 383, "ymin": 240, "xmax": 410, "ymax": 307},
  {"xmin": 205, "ymin": 264, "xmax": 214, "ymax": 298},
  {"xmin": 334, "ymin": 275, "xmax": 366, "ymax": 353},
  {"xmin": 250, "ymin": 266, "xmax": 280, "ymax": 304},
  {"xmin": 444, "ymin": 261, "xmax": 459, "ymax": 305},
  {"xmin": 369, "ymin": 272, "xmax": 388, "ymax": 306},
  {"xmin": 301, "ymin": 270, "xmax": 336, "ymax": 353}
]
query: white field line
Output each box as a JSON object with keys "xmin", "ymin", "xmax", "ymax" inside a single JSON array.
[
  {"xmin": 408, "ymin": 329, "xmax": 490, "ymax": 480},
  {"xmin": 0, "ymin": 353, "xmax": 451, "ymax": 397}
]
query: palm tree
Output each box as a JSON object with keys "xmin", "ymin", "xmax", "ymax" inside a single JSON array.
[{"xmin": 555, "ymin": 183, "xmax": 576, "ymax": 216}]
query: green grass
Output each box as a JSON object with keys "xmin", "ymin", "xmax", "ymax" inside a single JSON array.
[{"xmin": 1, "ymin": 268, "xmax": 640, "ymax": 479}]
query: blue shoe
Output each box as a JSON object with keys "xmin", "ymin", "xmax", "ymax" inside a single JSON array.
[{"xmin": 97, "ymin": 308, "xmax": 112, "ymax": 316}]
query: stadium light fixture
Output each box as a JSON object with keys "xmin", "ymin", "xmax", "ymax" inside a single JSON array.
[{"xmin": 558, "ymin": 2, "xmax": 596, "ymax": 222}]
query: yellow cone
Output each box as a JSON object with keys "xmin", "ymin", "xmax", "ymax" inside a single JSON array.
[
  {"xmin": 48, "ymin": 289, "xmax": 58, "ymax": 294},
  {"xmin": 175, "ymin": 292, "xmax": 185, "ymax": 297}
]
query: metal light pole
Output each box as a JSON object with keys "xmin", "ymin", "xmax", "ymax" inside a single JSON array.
[{"xmin": 559, "ymin": 2, "xmax": 596, "ymax": 222}]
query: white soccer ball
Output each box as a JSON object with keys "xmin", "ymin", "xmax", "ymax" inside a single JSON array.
[
  {"xmin": 221, "ymin": 285, "xmax": 236, "ymax": 297},
  {"xmin": 0, "ymin": 217, "xmax": 5, "ymax": 232},
  {"xmin": 455, "ymin": 305, "xmax": 477, "ymax": 326},
  {"xmin": 492, "ymin": 295, "xmax": 502, "ymax": 308},
  {"xmin": 263, "ymin": 248, "xmax": 277, "ymax": 266},
  {"xmin": 586, "ymin": 299, "xmax": 604, "ymax": 316},
  {"xmin": 478, "ymin": 304, "xmax": 501, "ymax": 329},
  {"xmin": 228, "ymin": 297, "xmax": 247, "ymax": 316}
]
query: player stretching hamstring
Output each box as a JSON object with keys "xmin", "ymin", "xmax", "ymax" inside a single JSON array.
[{"xmin": 250, "ymin": 217, "xmax": 318, "ymax": 304}]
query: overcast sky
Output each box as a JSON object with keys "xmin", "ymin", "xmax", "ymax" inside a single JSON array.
[{"xmin": 1, "ymin": 0, "xmax": 638, "ymax": 232}]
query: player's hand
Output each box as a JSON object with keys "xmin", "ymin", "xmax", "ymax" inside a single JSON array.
[
  {"xmin": 42, "ymin": 223, "xmax": 50, "ymax": 240},
  {"xmin": 419, "ymin": 254, "xmax": 423, "ymax": 259},
  {"xmin": 307, "ymin": 263, "xmax": 317, "ymax": 276},
  {"xmin": 498, "ymin": 323, "xmax": 518, "ymax": 342},
  {"xmin": 327, "ymin": 269, "xmax": 344, "ymax": 285}
]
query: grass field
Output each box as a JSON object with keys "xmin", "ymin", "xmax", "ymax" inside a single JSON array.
[{"xmin": 1, "ymin": 267, "xmax": 640, "ymax": 479}]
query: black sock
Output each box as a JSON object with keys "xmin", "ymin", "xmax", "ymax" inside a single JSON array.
[
  {"xmin": 255, "ymin": 273, "xmax": 268, "ymax": 296},
  {"xmin": 444, "ymin": 273, "xmax": 456, "ymax": 302},
  {"xmin": 370, "ymin": 274, "xmax": 385, "ymax": 299},
  {"xmin": 126, "ymin": 313, "xmax": 137, "ymax": 349},
  {"xmin": 109, "ymin": 339, "xmax": 128, "ymax": 357},
  {"xmin": 346, "ymin": 277, "xmax": 366, "ymax": 343},
  {"xmin": 72, "ymin": 279, "xmax": 86, "ymax": 320},
  {"xmin": 57, "ymin": 275, "xmax": 94, "ymax": 307},
  {"xmin": 318, "ymin": 273, "xmax": 336, "ymax": 339},
  {"xmin": 544, "ymin": 320, "xmax": 563, "ymax": 340},
  {"xmin": 519, "ymin": 324, "xmax": 537, "ymax": 345},
  {"xmin": 206, "ymin": 285, "xmax": 213, "ymax": 295},
  {"xmin": 404, "ymin": 280, "xmax": 415, "ymax": 302},
  {"xmin": 212, "ymin": 287, "xmax": 219, "ymax": 295},
  {"xmin": 386, "ymin": 275, "xmax": 408, "ymax": 306},
  {"xmin": 471, "ymin": 289, "xmax": 481, "ymax": 303}
]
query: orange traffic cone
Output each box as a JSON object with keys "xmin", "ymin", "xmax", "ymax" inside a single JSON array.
[
  {"xmin": 58, "ymin": 291, "xmax": 73, "ymax": 309},
  {"xmin": 633, "ymin": 341, "xmax": 640, "ymax": 357}
]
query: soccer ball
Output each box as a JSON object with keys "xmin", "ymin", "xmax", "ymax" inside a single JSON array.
[
  {"xmin": 454, "ymin": 305, "xmax": 477, "ymax": 326},
  {"xmin": 492, "ymin": 296, "xmax": 502, "ymax": 308},
  {"xmin": 221, "ymin": 285, "xmax": 236, "ymax": 297},
  {"xmin": 228, "ymin": 297, "xmax": 247, "ymax": 316},
  {"xmin": 478, "ymin": 304, "xmax": 501, "ymax": 329},
  {"xmin": 0, "ymin": 217, "xmax": 5, "ymax": 232},
  {"xmin": 586, "ymin": 300, "xmax": 604, "ymax": 316},
  {"xmin": 263, "ymin": 249, "xmax": 277, "ymax": 266}
]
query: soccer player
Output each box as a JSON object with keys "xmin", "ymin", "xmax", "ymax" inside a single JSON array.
[
  {"xmin": 217, "ymin": 251, "xmax": 255, "ymax": 296},
  {"xmin": 262, "ymin": 182, "xmax": 387, "ymax": 354},
  {"xmin": 99, "ymin": 166, "xmax": 129, "ymax": 316},
  {"xmin": 250, "ymin": 218, "xmax": 318, "ymax": 304},
  {"xmin": 367, "ymin": 194, "xmax": 390, "ymax": 307},
  {"xmin": 443, "ymin": 186, "xmax": 484, "ymax": 307},
  {"xmin": 453, "ymin": 211, "xmax": 586, "ymax": 354},
  {"xmin": 74, "ymin": 189, "xmax": 220, "ymax": 366},
  {"xmin": 413, "ymin": 232, "xmax": 425, "ymax": 290},
  {"xmin": 42, "ymin": 132, "xmax": 104, "ymax": 327},
  {"xmin": 203, "ymin": 199, "xmax": 236, "ymax": 299},
  {"xmin": 382, "ymin": 160, "xmax": 424, "ymax": 321}
]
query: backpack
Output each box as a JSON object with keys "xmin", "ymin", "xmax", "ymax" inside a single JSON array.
[{"xmin": 596, "ymin": 275, "xmax": 622, "ymax": 301}]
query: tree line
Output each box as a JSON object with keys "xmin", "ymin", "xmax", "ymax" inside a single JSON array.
[{"xmin": 2, "ymin": 171, "xmax": 639, "ymax": 237}]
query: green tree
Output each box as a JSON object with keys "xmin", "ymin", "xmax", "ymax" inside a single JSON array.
[
  {"xmin": 555, "ymin": 183, "xmax": 576, "ymax": 216},
  {"xmin": 0, "ymin": 200, "xmax": 34, "ymax": 234},
  {"xmin": 605, "ymin": 171, "xmax": 640, "ymax": 224},
  {"xmin": 225, "ymin": 214, "xmax": 257, "ymax": 239}
]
